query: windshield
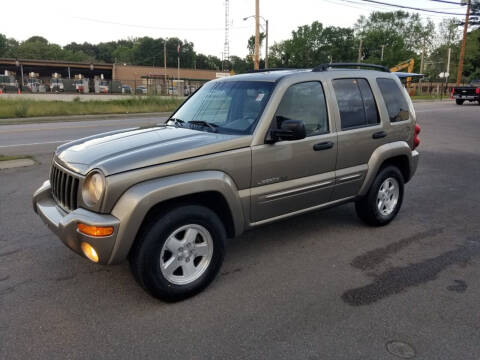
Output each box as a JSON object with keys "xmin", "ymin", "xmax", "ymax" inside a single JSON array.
[{"xmin": 169, "ymin": 80, "xmax": 275, "ymax": 135}]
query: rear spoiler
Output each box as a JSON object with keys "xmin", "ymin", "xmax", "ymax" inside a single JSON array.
[{"xmin": 394, "ymin": 72, "xmax": 424, "ymax": 79}]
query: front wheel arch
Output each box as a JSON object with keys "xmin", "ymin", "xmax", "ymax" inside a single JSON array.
[{"xmin": 137, "ymin": 191, "xmax": 236, "ymax": 243}]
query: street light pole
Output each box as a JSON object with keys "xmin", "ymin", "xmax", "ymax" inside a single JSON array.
[
  {"xmin": 265, "ymin": 19, "xmax": 269, "ymax": 69},
  {"xmin": 254, "ymin": 0, "xmax": 260, "ymax": 70}
]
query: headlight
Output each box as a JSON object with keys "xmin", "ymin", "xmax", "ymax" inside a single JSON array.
[{"xmin": 82, "ymin": 171, "xmax": 105, "ymax": 206}]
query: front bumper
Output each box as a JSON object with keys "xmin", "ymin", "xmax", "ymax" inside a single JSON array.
[{"xmin": 33, "ymin": 180, "xmax": 120, "ymax": 264}]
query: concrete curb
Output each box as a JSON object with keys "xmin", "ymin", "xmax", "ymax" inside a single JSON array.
[{"xmin": 0, "ymin": 112, "xmax": 172, "ymax": 125}]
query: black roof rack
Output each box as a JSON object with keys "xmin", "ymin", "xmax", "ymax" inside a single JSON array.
[
  {"xmin": 312, "ymin": 63, "xmax": 390, "ymax": 73},
  {"xmin": 244, "ymin": 68, "xmax": 295, "ymax": 74}
]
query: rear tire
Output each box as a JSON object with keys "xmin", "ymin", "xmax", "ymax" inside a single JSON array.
[
  {"xmin": 456, "ymin": 99, "xmax": 464, "ymax": 105},
  {"xmin": 129, "ymin": 204, "xmax": 226, "ymax": 302},
  {"xmin": 355, "ymin": 166, "xmax": 404, "ymax": 226}
]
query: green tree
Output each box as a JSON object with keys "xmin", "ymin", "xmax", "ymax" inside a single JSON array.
[
  {"xmin": 0, "ymin": 34, "xmax": 8, "ymax": 57},
  {"xmin": 268, "ymin": 21, "xmax": 356, "ymax": 68},
  {"xmin": 15, "ymin": 36, "xmax": 63, "ymax": 60},
  {"xmin": 247, "ymin": 32, "xmax": 266, "ymax": 56},
  {"xmin": 354, "ymin": 11, "xmax": 433, "ymax": 69}
]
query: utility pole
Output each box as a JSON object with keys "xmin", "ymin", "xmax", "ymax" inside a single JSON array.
[
  {"xmin": 164, "ymin": 40, "xmax": 167, "ymax": 91},
  {"xmin": 446, "ymin": 47, "xmax": 452, "ymax": 89},
  {"xmin": 357, "ymin": 39, "xmax": 363, "ymax": 63},
  {"xmin": 254, "ymin": 0, "xmax": 260, "ymax": 70},
  {"xmin": 456, "ymin": 0, "xmax": 471, "ymax": 85},
  {"xmin": 177, "ymin": 43, "xmax": 180, "ymax": 80},
  {"xmin": 265, "ymin": 19, "xmax": 269, "ymax": 69},
  {"xmin": 419, "ymin": 40, "xmax": 425, "ymax": 93},
  {"xmin": 420, "ymin": 40, "xmax": 425, "ymax": 74},
  {"xmin": 380, "ymin": 44, "xmax": 385, "ymax": 62}
]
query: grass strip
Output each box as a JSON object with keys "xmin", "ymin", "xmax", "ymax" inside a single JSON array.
[
  {"xmin": 0, "ymin": 96, "xmax": 183, "ymax": 119},
  {"xmin": 0, "ymin": 155, "xmax": 32, "ymax": 161}
]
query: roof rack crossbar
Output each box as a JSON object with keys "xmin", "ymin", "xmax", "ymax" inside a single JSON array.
[
  {"xmin": 312, "ymin": 63, "xmax": 390, "ymax": 73},
  {"xmin": 244, "ymin": 68, "xmax": 294, "ymax": 74}
]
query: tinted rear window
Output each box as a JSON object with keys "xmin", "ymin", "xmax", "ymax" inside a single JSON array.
[
  {"xmin": 333, "ymin": 78, "xmax": 379, "ymax": 130},
  {"xmin": 376, "ymin": 78, "xmax": 409, "ymax": 122}
]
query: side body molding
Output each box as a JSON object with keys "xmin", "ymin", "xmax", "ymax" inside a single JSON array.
[
  {"xmin": 358, "ymin": 141, "xmax": 415, "ymax": 197},
  {"xmin": 108, "ymin": 171, "xmax": 245, "ymax": 264}
]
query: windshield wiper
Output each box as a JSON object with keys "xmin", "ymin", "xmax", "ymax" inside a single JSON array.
[
  {"xmin": 168, "ymin": 117, "xmax": 185, "ymax": 128},
  {"xmin": 187, "ymin": 120, "xmax": 218, "ymax": 133}
]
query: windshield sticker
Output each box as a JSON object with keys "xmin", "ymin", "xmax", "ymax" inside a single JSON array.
[{"xmin": 255, "ymin": 93, "xmax": 265, "ymax": 102}]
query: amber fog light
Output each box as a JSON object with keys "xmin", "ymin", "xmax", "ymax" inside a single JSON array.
[{"xmin": 81, "ymin": 242, "xmax": 99, "ymax": 263}]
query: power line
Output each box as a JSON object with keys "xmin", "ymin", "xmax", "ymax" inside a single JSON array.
[
  {"xmin": 71, "ymin": 16, "xmax": 249, "ymax": 32},
  {"xmin": 324, "ymin": 0, "xmax": 464, "ymax": 18},
  {"xmin": 357, "ymin": 0, "xmax": 466, "ymax": 15},
  {"xmin": 428, "ymin": 0, "xmax": 462, "ymax": 4}
]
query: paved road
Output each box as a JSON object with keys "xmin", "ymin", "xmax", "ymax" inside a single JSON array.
[
  {"xmin": 0, "ymin": 115, "xmax": 168, "ymax": 156},
  {"xmin": 1, "ymin": 101, "xmax": 480, "ymax": 359}
]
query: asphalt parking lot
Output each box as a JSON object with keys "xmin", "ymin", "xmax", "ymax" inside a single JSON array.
[{"xmin": 1, "ymin": 101, "xmax": 479, "ymax": 359}]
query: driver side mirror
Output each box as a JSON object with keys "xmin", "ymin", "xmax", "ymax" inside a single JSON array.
[{"xmin": 267, "ymin": 118, "xmax": 306, "ymax": 143}]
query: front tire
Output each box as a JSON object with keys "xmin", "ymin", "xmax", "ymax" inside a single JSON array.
[
  {"xmin": 129, "ymin": 205, "xmax": 226, "ymax": 302},
  {"xmin": 355, "ymin": 166, "xmax": 404, "ymax": 226},
  {"xmin": 456, "ymin": 99, "xmax": 464, "ymax": 105}
]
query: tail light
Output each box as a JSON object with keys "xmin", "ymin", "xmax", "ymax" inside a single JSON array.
[
  {"xmin": 476, "ymin": 88, "xmax": 480, "ymax": 95},
  {"xmin": 451, "ymin": 88, "xmax": 454, "ymax": 98},
  {"xmin": 413, "ymin": 124, "xmax": 421, "ymax": 149}
]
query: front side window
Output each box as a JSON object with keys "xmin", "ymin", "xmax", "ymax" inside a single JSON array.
[
  {"xmin": 273, "ymin": 81, "xmax": 329, "ymax": 136},
  {"xmin": 169, "ymin": 80, "xmax": 274, "ymax": 135},
  {"xmin": 333, "ymin": 78, "xmax": 379, "ymax": 130},
  {"xmin": 376, "ymin": 78, "xmax": 409, "ymax": 122}
]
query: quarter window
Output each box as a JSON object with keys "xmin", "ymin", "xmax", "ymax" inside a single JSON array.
[
  {"xmin": 274, "ymin": 81, "xmax": 329, "ymax": 136},
  {"xmin": 333, "ymin": 78, "xmax": 380, "ymax": 130},
  {"xmin": 376, "ymin": 78, "xmax": 410, "ymax": 122}
]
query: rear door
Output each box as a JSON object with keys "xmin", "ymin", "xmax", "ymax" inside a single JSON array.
[{"xmin": 330, "ymin": 77, "xmax": 387, "ymax": 200}]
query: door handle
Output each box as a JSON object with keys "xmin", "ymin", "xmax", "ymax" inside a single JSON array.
[
  {"xmin": 372, "ymin": 131, "xmax": 387, "ymax": 139},
  {"xmin": 313, "ymin": 141, "xmax": 334, "ymax": 151}
]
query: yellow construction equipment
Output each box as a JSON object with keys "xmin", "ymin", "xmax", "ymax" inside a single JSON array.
[
  {"xmin": 390, "ymin": 58, "xmax": 415, "ymax": 95},
  {"xmin": 390, "ymin": 58, "xmax": 415, "ymax": 73}
]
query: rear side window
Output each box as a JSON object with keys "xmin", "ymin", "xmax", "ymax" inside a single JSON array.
[
  {"xmin": 333, "ymin": 79, "xmax": 379, "ymax": 130},
  {"xmin": 376, "ymin": 78, "xmax": 409, "ymax": 122}
]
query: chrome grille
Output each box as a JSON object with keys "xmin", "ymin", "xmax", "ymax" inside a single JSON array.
[{"xmin": 50, "ymin": 164, "xmax": 79, "ymax": 211}]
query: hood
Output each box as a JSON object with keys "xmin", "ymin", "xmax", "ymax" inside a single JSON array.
[{"xmin": 55, "ymin": 126, "xmax": 249, "ymax": 175}]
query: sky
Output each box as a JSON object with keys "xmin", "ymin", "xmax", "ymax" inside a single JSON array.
[{"xmin": 2, "ymin": 0, "xmax": 467, "ymax": 59}]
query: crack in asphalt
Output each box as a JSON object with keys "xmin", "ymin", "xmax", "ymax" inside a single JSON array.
[
  {"xmin": 0, "ymin": 249, "xmax": 21, "ymax": 257},
  {"xmin": 0, "ymin": 279, "xmax": 32, "ymax": 296},
  {"xmin": 447, "ymin": 279, "xmax": 468, "ymax": 293}
]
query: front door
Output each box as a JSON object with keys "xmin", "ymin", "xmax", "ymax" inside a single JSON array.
[{"xmin": 250, "ymin": 81, "xmax": 338, "ymax": 223}]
